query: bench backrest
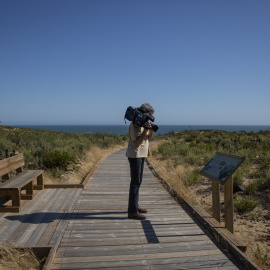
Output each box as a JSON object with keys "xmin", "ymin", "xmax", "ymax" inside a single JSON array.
[{"xmin": 0, "ymin": 154, "xmax": 25, "ymax": 177}]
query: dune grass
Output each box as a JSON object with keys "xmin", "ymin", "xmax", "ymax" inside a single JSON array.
[
  {"xmin": 0, "ymin": 126, "xmax": 128, "ymax": 269},
  {"xmin": 0, "ymin": 125, "xmax": 127, "ymax": 184},
  {"xmin": 150, "ymin": 129, "xmax": 270, "ymax": 269}
]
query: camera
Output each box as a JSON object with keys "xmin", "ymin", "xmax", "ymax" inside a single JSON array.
[{"xmin": 125, "ymin": 106, "xmax": 159, "ymax": 132}]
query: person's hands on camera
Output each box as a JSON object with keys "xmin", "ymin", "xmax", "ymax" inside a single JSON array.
[
  {"xmin": 134, "ymin": 122, "xmax": 153, "ymax": 147},
  {"xmin": 144, "ymin": 122, "xmax": 154, "ymax": 140},
  {"xmin": 144, "ymin": 122, "xmax": 152, "ymax": 130}
]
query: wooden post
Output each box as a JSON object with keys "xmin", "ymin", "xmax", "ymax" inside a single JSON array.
[
  {"xmin": 2, "ymin": 173, "xmax": 10, "ymax": 181},
  {"xmin": 224, "ymin": 176, "xmax": 234, "ymax": 233},
  {"xmin": 16, "ymin": 167, "xmax": 23, "ymax": 174},
  {"xmin": 11, "ymin": 190, "xmax": 21, "ymax": 207},
  {"xmin": 37, "ymin": 174, "xmax": 44, "ymax": 189},
  {"xmin": 212, "ymin": 180, "xmax": 221, "ymax": 222}
]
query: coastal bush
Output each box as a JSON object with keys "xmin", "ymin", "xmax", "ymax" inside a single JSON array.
[
  {"xmin": 185, "ymin": 152, "xmax": 200, "ymax": 165},
  {"xmin": 185, "ymin": 169, "xmax": 201, "ymax": 186},
  {"xmin": 266, "ymin": 169, "xmax": 270, "ymax": 189},
  {"xmin": 0, "ymin": 126, "xmax": 126, "ymax": 176},
  {"xmin": 43, "ymin": 150, "xmax": 75, "ymax": 170},
  {"xmin": 245, "ymin": 178, "xmax": 264, "ymax": 195},
  {"xmin": 254, "ymin": 244, "xmax": 270, "ymax": 269},
  {"xmin": 174, "ymin": 156, "xmax": 185, "ymax": 167},
  {"xmin": 234, "ymin": 195, "xmax": 258, "ymax": 213},
  {"xmin": 153, "ymin": 130, "xmax": 270, "ymax": 214},
  {"xmin": 233, "ymin": 166, "xmax": 245, "ymax": 186},
  {"xmin": 157, "ymin": 142, "xmax": 174, "ymax": 159}
]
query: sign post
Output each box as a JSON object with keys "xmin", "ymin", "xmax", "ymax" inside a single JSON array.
[
  {"xmin": 212, "ymin": 180, "xmax": 221, "ymax": 222},
  {"xmin": 200, "ymin": 152, "xmax": 244, "ymax": 233}
]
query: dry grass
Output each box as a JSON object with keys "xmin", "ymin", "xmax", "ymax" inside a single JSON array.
[
  {"xmin": 149, "ymin": 142, "xmax": 270, "ymax": 270},
  {"xmin": 149, "ymin": 143, "xmax": 198, "ymax": 205},
  {"xmin": 0, "ymin": 242, "xmax": 41, "ymax": 270},
  {"xmin": 44, "ymin": 144, "xmax": 127, "ymax": 184}
]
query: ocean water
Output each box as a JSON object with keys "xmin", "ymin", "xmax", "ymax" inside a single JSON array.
[{"xmin": 13, "ymin": 124, "xmax": 270, "ymax": 135}]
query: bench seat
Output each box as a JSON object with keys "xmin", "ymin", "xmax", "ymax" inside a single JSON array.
[{"xmin": 0, "ymin": 170, "xmax": 44, "ymax": 212}]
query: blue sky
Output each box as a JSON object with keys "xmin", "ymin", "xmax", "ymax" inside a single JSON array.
[{"xmin": 1, "ymin": 0, "xmax": 269, "ymax": 125}]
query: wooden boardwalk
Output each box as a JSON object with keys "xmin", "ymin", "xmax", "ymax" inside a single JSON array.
[{"xmin": 0, "ymin": 148, "xmax": 244, "ymax": 269}]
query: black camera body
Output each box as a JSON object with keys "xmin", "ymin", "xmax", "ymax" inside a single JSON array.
[{"xmin": 125, "ymin": 106, "xmax": 159, "ymax": 132}]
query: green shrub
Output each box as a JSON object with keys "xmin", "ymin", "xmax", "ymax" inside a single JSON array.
[
  {"xmin": 266, "ymin": 169, "xmax": 270, "ymax": 189},
  {"xmin": 157, "ymin": 143, "xmax": 174, "ymax": 159},
  {"xmin": 48, "ymin": 167, "xmax": 62, "ymax": 179},
  {"xmin": 185, "ymin": 169, "xmax": 201, "ymax": 186},
  {"xmin": 43, "ymin": 150, "xmax": 75, "ymax": 170},
  {"xmin": 174, "ymin": 157, "xmax": 184, "ymax": 167},
  {"xmin": 245, "ymin": 178, "xmax": 264, "ymax": 195},
  {"xmin": 254, "ymin": 244, "xmax": 270, "ymax": 268},
  {"xmin": 248, "ymin": 170, "xmax": 262, "ymax": 179},
  {"xmin": 185, "ymin": 153, "xmax": 197, "ymax": 165},
  {"xmin": 233, "ymin": 167, "xmax": 245, "ymax": 186},
  {"xmin": 234, "ymin": 195, "xmax": 258, "ymax": 213},
  {"xmin": 0, "ymin": 126, "xmax": 126, "ymax": 176}
]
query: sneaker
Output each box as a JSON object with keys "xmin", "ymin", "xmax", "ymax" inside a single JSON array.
[
  {"xmin": 138, "ymin": 207, "xmax": 147, "ymax": 213},
  {"xmin": 128, "ymin": 212, "xmax": 146, "ymax": 220}
]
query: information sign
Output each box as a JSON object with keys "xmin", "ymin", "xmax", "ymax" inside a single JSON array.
[{"xmin": 200, "ymin": 152, "xmax": 244, "ymax": 184}]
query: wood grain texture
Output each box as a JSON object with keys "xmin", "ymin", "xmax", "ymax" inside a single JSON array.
[
  {"xmin": 0, "ymin": 148, "xmax": 246, "ymax": 269},
  {"xmin": 0, "ymin": 154, "xmax": 24, "ymax": 177},
  {"xmin": 50, "ymin": 149, "xmax": 243, "ymax": 270}
]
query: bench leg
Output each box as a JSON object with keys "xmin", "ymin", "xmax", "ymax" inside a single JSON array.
[
  {"xmin": 11, "ymin": 190, "xmax": 21, "ymax": 207},
  {"xmin": 34, "ymin": 174, "xmax": 44, "ymax": 190},
  {"xmin": 21, "ymin": 181, "xmax": 33, "ymax": 200}
]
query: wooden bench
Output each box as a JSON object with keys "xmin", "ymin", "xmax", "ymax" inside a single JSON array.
[{"xmin": 0, "ymin": 153, "xmax": 44, "ymax": 212}]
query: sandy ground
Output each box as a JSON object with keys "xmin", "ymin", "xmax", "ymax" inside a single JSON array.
[{"xmin": 188, "ymin": 180, "xmax": 270, "ymax": 269}]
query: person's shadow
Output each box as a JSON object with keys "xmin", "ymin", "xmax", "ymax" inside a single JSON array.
[{"xmin": 6, "ymin": 211, "xmax": 160, "ymax": 243}]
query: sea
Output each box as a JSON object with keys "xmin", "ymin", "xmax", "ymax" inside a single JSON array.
[{"xmin": 11, "ymin": 125, "xmax": 270, "ymax": 135}]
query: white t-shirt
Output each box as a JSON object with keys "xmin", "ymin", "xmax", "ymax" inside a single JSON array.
[{"xmin": 126, "ymin": 123, "xmax": 150, "ymax": 158}]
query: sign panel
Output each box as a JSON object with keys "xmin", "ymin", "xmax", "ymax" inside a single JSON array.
[{"xmin": 200, "ymin": 152, "xmax": 244, "ymax": 184}]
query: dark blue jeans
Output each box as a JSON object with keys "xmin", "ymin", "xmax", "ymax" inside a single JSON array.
[{"xmin": 128, "ymin": 157, "xmax": 145, "ymax": 213}]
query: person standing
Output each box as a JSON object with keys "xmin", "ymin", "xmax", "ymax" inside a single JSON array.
[{"xmin": 126, "ymin": 103, "xmax": 154, "ymax": 220}]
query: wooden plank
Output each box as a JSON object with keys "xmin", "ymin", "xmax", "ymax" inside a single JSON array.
[
  {"xmin": 0, "ymin": 154, "xmax": 24, "ymax": 177},
  {"xmin": 63, "ymin": 227, "xmax": 205, "ymax": 240},
  {"xmin": 37, "ymin": 212, "xmax": 63, "ymax": 246},
  {"xmin": 21, "ymin": 189, "xmax": 70, "ymax": 246},
  {"xmin": 6, "ymin": 189, "xmax": 61, "ymax": 245},
  {"xmin": 60, "ymin": 234, "xmax": 210, "ymax": 247},
  {"xmin": 49, "ymin": 189, "xmax": 81, "ymax": 246},
  {"xmin": 44, "ymin": 184, "xmax": 84, "ymax": 189},
  {"xmin": 0, "ymin": 170, "xmax": 43, "ymax": 189},
  {"xmin": 55, "ymin": 240, "xmax": 217, "ymax": 258},
  {"xmin": 51, "ymin": 258, "xmax": 235, "ymax": 270},
  {"xmin": 54, "ymin": 249, "xmax": 223, "ymax": 263}
]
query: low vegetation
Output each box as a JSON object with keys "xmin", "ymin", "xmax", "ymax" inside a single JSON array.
[
  {"xmin": 150, "ymin": 129, "xmax": 270, "ymax": 269},
  {"xmin": 0, "ymin": 126, "xmax": 128, "ymax": 269},
  {"xmin": 1, "ymin": 126, "xmax": 269, "ymax": 269},
  {"xmin": 154, "ymin": 129, "xmax": 270, "ymax": 198},
  {"xmin": 0, "ymin": 125, "xmax": 127, "ymax": 182}
]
